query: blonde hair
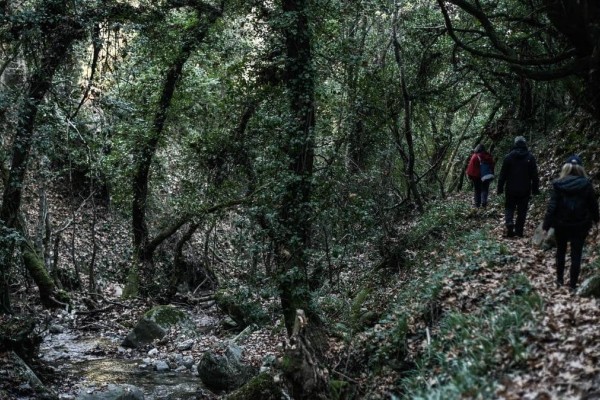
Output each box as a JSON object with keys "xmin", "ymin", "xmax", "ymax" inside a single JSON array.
[{"xmin": 559, "ymin": 163, "xmax": 587, "ymax": 179}]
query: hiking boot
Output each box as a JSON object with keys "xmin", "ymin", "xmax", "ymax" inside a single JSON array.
[
  {"xmin": 505, "ymin": 225, "xmax": 515, "ymax": 238},
  {"xmin": 515, "ymin": 227, "xmax": 524, "ymax": 237}
]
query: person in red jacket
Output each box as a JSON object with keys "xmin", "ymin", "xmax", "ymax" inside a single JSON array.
[{"xmin": 466, "ymin": 144, "xmax": 495, "ymax": 208}]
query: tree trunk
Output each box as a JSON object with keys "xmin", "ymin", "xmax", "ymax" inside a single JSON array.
[
  {"xmin": 168, "ymin": 222, "xmax": 200, "ymax": 298},
  {"xmin": 277, "ymin": 0, "xmax": 316, "ymax": 337},
  {"xmin": 0, "ymin": 1, "xmax": 82, "ymax": 313},
  {"xmin": 275, "ymin": 1, "xmax": 327, "ymax": 398},
  {"xmin": 392, "ymin": 11, "xmax": 424, "ymax": 213},
  {"xmin": 127, "ymin": 10, "xmax": 220, "ymax": 297}
]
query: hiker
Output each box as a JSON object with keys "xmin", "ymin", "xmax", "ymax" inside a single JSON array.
[
  {"xmin": 542, "ymin": 155, "xmax": 599, "ymax": 291},
  {"xmin": 497, "ymin": 136, "xmax": 540, "ymax": 237},
  {"xmin": 466, "ymin": 144, "xmax": 495, "ymax": 208}
]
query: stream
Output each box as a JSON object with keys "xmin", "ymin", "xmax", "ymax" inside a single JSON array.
[{"xmin": 40, "ymin": 331, "xmax": 207, "ymax": 399}]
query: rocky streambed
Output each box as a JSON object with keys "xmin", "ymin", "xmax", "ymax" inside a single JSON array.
[{"xmin": 30, "ymin": 304, "xmax": 283, "ymax": 400}]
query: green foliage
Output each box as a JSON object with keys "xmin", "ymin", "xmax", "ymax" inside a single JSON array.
[
  {"xmin": 401, "ymin": 282, "xmax": 540, "ymax": 399},
  {"xmin": 403, "ymin": 199, "xmax": 469, "ymax": 249},
  {"xmin": 329, "ymin": 379, "xmax": 351, "ymax": 400},
  {"xmin": 366, "ymin": 314, "xmax": 409, "ymax": 372},
  {"xmin": 398, "ymin": 229, "xmax": 543, "ymax": 399},
  {"xmin": 350, "ymin": 287, "xmax": 372, "ymax": 327}
]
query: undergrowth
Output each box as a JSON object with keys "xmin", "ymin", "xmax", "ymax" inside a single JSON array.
[
  {"xmin": 394, "ymin": 226, "xmax": 543, "ymax": 399},
  {"xmin": 330, "ymin": 196, "xmax": 544, "ymax": 399}
]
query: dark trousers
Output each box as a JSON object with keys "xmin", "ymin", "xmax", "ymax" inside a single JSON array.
[
  {"xmin": 554, "ymin": 226, "xmax": 588, "ymax": 289},
  {"xmin": 473, "ymin": 180, "xmax": 491, "ymax": 207},
  {"xmin": 504, "ymin": 194, "xmax": 530, "ymax": 235}
]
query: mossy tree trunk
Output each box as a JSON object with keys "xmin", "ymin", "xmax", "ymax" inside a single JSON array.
[
  {"xmin": 274, "ymin": 1, "xmax": 328, "ymax": 397},
  {"xmin": 0, "ymin": 1, "xmax": 83, "ymax": 313},
  {"xmin": 276, "ymin": 0, "xmax": 316, "ymax": 337}
]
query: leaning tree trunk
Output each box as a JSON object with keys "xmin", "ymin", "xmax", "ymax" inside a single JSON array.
[
  {"xmin": 126, "ymin": 8, "xmax": 221, "ymax": 297},
  {"xmin": 0, "ymin": 2, "xmax": 82, "ymax": 312}
]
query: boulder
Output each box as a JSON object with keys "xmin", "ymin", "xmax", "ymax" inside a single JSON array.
[
  {"xmin": 578, "ymin": 275, "xmax": 600, "ymax": 298},
  {"xmin": 226, "ymin": 373, "xmax": 282, "ymax": 400},
  {"xmin": 197, "ymin": 343, "xmax": 256, "ymax": 391},
  {"xmin": 121, "ymin": 305, "xmax": 189, "ymax": 348},
  {"xmin": 121, "ymin": 318, "xmax": 166, "ymax": 348}
]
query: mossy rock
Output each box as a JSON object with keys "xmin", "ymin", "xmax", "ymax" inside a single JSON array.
[
  {"xmin": 198, "ymin": 344, "xmax": 256, "ymax": 391},
  {"xmin": 226, "ymin": 373, "xmax": 282, "ymax": 400},
  {"xmin": 122, "ymin": 305, "xmax": 189, "ymax": 348},
  {"xmin": 144, "ymin": 305, "xmax": 187, "ymax": 326}
]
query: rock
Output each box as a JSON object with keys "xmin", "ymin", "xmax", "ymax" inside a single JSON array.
[
  {"xmin": 154, "ymin": 360, "xmax": 170, "ymax": 372},
  {"xmin": 49, "ymin": 324, "xmax": 64, "ymax": 334},
  {"xmin": 260, "ymin": 354, "xmax": 276, "ymax": 373},
  {"xmin": 170, "ymin": 353, "xmax": 183, "ymax": 364},
  {"xmin": 8, "ymin": 351, "xmax": 57, "ymax": 399},
  {"xmin": 226, "ymin": 373, "xmax": 282, "ymax": 400},
  {"xmin": 197, "ymin": 344, "xmax": 256, "ymax": 391},
  {"xmin": 177, "ymin": 339, "xmax": 194, "ymax": 351},
  {"xmin": 221, "ymin": 315, "xmax": 238, "ymax": 330},
  {"xmin": 147, "ymin": 348, "xmax": 159, "ymax": 357},
  {"xmin": 578, "ymin": 275, "xmax": 600, "ymax": 298},
  {"xmin": 121, "ymin": 305, "xmax": 190, "ymax": 348},
  {"xmin": 121, "ymin": 318, "xmax": 166, "ymax": 348},
  {"xmin": 182, "ymin": 356, "xmax": 195, "ymax": 369},
  {"xmin": 77, "ymin": 384, "xmax": 144, "ymax": 400}
]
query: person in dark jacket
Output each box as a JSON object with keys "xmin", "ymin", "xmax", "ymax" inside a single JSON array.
[
  {"xmin": 542, "ymin": 155, "xmax": 599, "ymax": 291},
  {"xmin": 466, "ymin": 144, "xmax": 495, "ymax": 208},
  {"xmin": 497, "ymin": 136, "xmax": 540, "ymax": 237}
]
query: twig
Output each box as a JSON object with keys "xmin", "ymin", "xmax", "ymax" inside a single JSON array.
[
  {"xmin": 75, "ymin": 304, "xmax": 115, "ymax": 315},
  {"xmin": 331, "ymin": 369, "xmax": 360, "ymax": 384}
]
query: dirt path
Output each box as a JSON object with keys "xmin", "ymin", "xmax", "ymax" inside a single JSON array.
[{"xmin": 490, "ymin": 214, "xmax": 600, "ymax": 399}]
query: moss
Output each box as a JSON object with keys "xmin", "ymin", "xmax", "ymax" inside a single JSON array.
[
  {"xmin": 279, "ymin": 353, "xmax": 302, "ymax": 374},
  {"xmin": 226, "ymin": 373, "xmax": 282, "ymax": 400},
  {"xmin": 215, "ymin": 288, "xmax": 268, "ymax": 328},
  {"xmin": 329, "ymin": 379, "xmax": 350, "ymax": 400},
  {"xmin": 122, "ymin": 267, "xmax": 139, "ymax": 299},
  {"xmin": 144, "ymin": 305, "xmax": 187, "ymax": 327}
]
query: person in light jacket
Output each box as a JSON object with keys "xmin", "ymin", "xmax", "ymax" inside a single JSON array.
[
  {"xmin": 466, "ymin": 144, "xmax": 495, "ymax": 208},
  {"xmin": 543, "ymin": 155, "xmax": 599, "ymax": 292}
]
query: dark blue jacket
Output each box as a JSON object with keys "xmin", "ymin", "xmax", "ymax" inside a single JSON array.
[
  {"xmin": 543, "ymin": 175, "xmax": 599, "ymax": 231},
  {"xmin": 497, "ymin": 142, "xmax": 539, "ymax": 197}
]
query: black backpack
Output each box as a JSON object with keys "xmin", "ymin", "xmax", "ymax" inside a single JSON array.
[{"xmin": 557, "ymin": 191, "xmax": 589, "ymax": 226}]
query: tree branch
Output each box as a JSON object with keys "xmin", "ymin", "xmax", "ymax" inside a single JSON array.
[{"xmin": 438, "ymin": 0, "xmax": 577, "ymax": 67}]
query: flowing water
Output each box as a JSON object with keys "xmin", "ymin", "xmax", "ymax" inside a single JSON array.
[{"xmin": 40, "ymin": 331, "xmax": 205, "ymax": 399}]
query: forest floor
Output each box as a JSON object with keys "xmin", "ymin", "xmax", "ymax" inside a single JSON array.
[
  {"xmin": 450, "ymin": 205, "xmax": 600, "ymax": 399},
  {"xmin": 1, "ymin": 194, "xmax": 600, "ymax": 399}
]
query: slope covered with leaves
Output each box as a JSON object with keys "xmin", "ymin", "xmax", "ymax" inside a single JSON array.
[{"xmin": 356, "ymin": 194, "xmax": 600, "ymax": 399}]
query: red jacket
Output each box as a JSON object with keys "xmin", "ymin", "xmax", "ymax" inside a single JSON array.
[{"xmin": 466, "ymin": 151, "xmax": 494, "ymax": 180}]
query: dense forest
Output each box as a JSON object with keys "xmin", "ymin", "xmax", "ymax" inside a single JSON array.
[{"xmin": 1, "ymin": 0, "xmax": 599, "ymax": 399}]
